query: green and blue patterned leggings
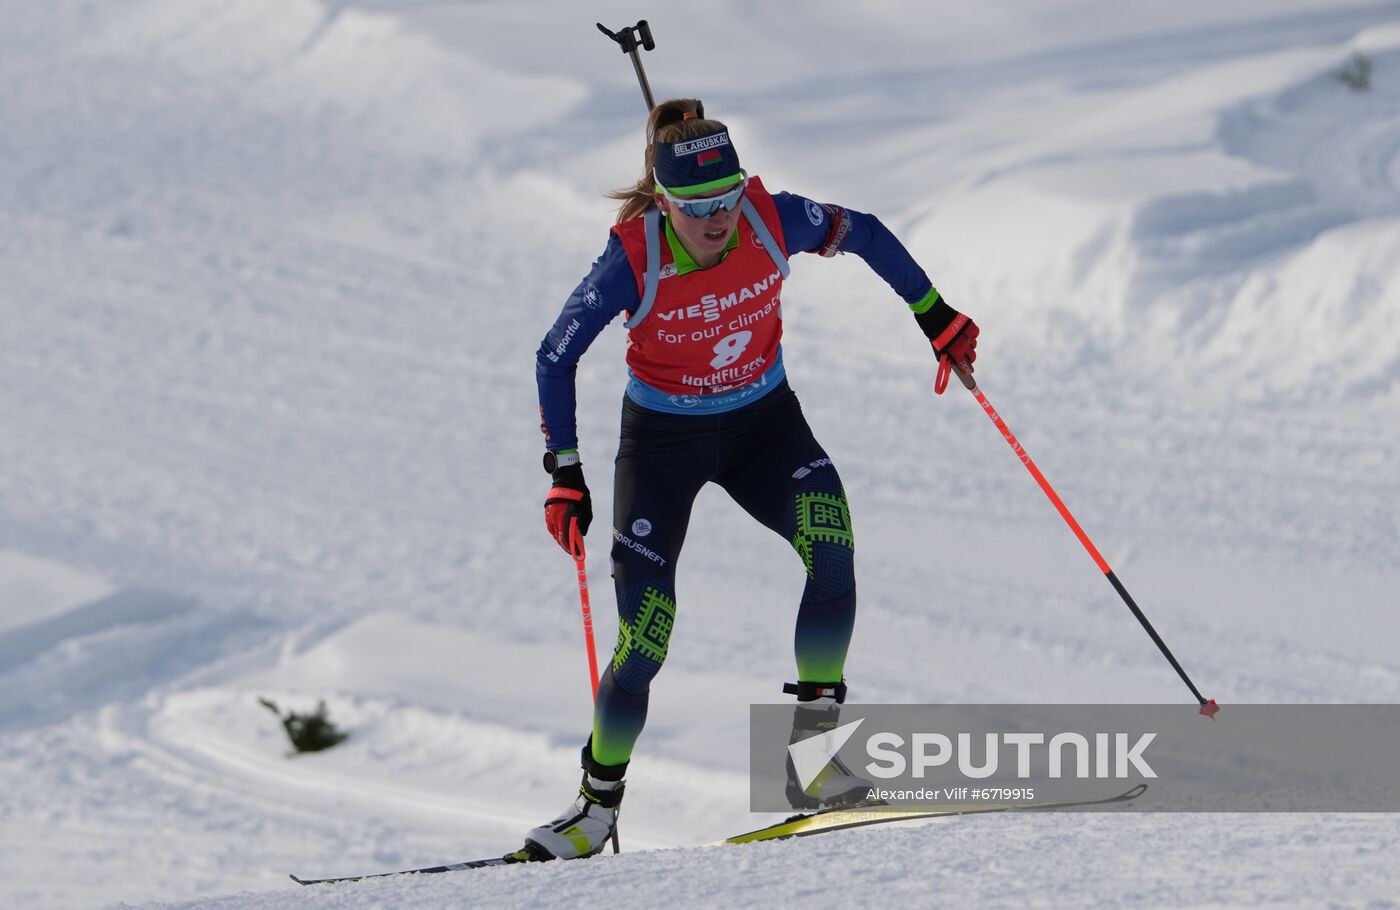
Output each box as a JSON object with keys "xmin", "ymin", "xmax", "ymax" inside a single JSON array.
[{"xmin": 590, "ymin": 382, "xmax": 856, "ymax": 768}]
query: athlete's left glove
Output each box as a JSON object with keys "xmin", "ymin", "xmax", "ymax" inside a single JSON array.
[
  {"xmin": 914, "ymin": 294, "xmax": 979, "ymax": 395},
  {"xmin": 545, "ymin": 464, "xmax": 592, "ymax": 560}
]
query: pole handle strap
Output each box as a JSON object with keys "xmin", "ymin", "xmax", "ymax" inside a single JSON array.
[{"xmin": 934, "ymin": 353, "xmax": 952, "ymax": 395}]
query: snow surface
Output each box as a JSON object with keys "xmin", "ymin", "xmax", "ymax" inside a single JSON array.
[{"xmin": 2, "ymin": 1, "xmax": 1399, "ymax": 907}]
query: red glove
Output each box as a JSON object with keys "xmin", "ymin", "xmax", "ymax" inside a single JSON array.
[
  {"xmin": 545, "ymin": 464, "xmax": 592, "ymax": 560},
  {"xmin": 914, "ymin": 295, "xmax": 979, "ymax": 394}
]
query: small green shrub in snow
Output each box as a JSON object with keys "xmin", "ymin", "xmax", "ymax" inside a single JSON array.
[
  {"xmin": 259, "ymin": 697, "xmax": 349, "ymax": 754},
  {"xmin": 1336, "ymin": 52, "xmax": 1373, "ymax": 91}
]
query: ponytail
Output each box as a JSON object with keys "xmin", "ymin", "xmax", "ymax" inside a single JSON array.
[{"xmin": 607, "ymin": 98, "xmax": 729, "ymax": 223}]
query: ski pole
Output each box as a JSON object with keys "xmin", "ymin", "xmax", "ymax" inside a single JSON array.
[
  {"xmin": 569, "ymin": 530, "xmax": 601, "ymax": 699},
  {"xmin": 597, "ymin": 20, "xmax": 657, "ymax": 111},
  {"xmin": 947, "ymin": 362, "xmax": 1219, "ymax": 719},
  {"xmin": 568, "ymin": 531, "xmax": 619, "ymax": 854}
]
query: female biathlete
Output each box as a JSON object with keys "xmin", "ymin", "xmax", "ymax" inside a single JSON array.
[{"xmin": 523, "ymin": 98, "xmax": 979, "ymax": 860}]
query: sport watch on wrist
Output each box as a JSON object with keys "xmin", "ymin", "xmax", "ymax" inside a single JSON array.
[{"xmin": 543, "ymin": 450, "xmax": 580, "ymax": 473}]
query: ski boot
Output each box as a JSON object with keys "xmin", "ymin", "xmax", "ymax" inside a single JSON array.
[
  {"xmin": 784, "ymin": 680, "xmax": 876, "ymax": 810},
  {"xmin": 521, "ymin": 741, "xmax": 625, "ymax": 860}
]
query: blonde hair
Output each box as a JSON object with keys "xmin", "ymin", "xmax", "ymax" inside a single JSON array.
[{"xmin": 608, "ymin": 98, "xmax": 730, "ymax": 223}]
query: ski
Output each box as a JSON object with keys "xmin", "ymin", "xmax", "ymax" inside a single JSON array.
[
  {"xmin": 290, "ymin": 849, "xmax": 540, "ymax": 885},
  {"xmin": 713, "ymin": 783, "xmax": 1148, "ymax": 845},
  {"xmin": 292, "ymin": 784, "xmax": 1146, "ymax": 884}
]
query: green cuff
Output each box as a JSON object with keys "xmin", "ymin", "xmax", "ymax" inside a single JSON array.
[{"xmin": 908, "ymin": 286, "xmax": 941, "ymax": 314}]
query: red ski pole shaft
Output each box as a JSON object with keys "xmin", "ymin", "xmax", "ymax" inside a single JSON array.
[
  {"xmin": 572, "ymin": 536, "xmax": 619, "ymax": 853},
  {"xmin": 951, "ymin": 366, "xmax": 1218, "ymax": 718},
  {"xmin": 570, "ymin": 532, "xmax": 601, "ymax": 700}
]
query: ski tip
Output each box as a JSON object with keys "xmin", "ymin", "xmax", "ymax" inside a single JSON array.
[
  {"xmin": 1199, "ymin": 699, "xmax": 1220, "ymax": 720},
  {"xmin": 289, "ymin": 874, "xmax": 307, "ymax": 886}
]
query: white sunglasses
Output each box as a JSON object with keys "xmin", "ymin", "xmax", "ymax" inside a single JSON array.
[{"xmin": 654, "ymin": 171, "xmax": 749, "ymax": 218}]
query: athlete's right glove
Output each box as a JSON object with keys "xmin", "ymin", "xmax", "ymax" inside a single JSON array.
[
  {"xmin": 914, "ymin": 294, "xmax": 979, "ymax": 394},
  {"xmin": 545, "ymin": 464, "xmax": 592, "ymax": 560}
]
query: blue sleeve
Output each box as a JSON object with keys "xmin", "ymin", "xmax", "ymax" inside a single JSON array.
[
  {"xmin": 772, "ymin": 191, "xmax": 936, "ymax": 305},
  {"xmin": 536, "ymin": 233, "xmax": 638, "ymax": 453}
]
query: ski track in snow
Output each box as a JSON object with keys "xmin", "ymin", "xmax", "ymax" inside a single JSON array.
[{"xmin": 2, "ymin": 1, "xmax": 1400, "ymax": 908}]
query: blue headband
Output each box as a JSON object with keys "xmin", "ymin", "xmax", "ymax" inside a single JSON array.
[{"xmin": 654, "ymin": 130, "xmax": 743, "ymax": 194}]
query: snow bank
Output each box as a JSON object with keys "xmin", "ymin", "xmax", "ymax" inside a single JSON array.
[{"xmin": 910, "ymin": 29, "xmax": 1400, "ymax": 399}]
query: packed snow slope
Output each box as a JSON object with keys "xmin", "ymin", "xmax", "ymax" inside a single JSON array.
[{"xmin": 2, "ymin": 2, "xmax": 1399, "ymax": 908}]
